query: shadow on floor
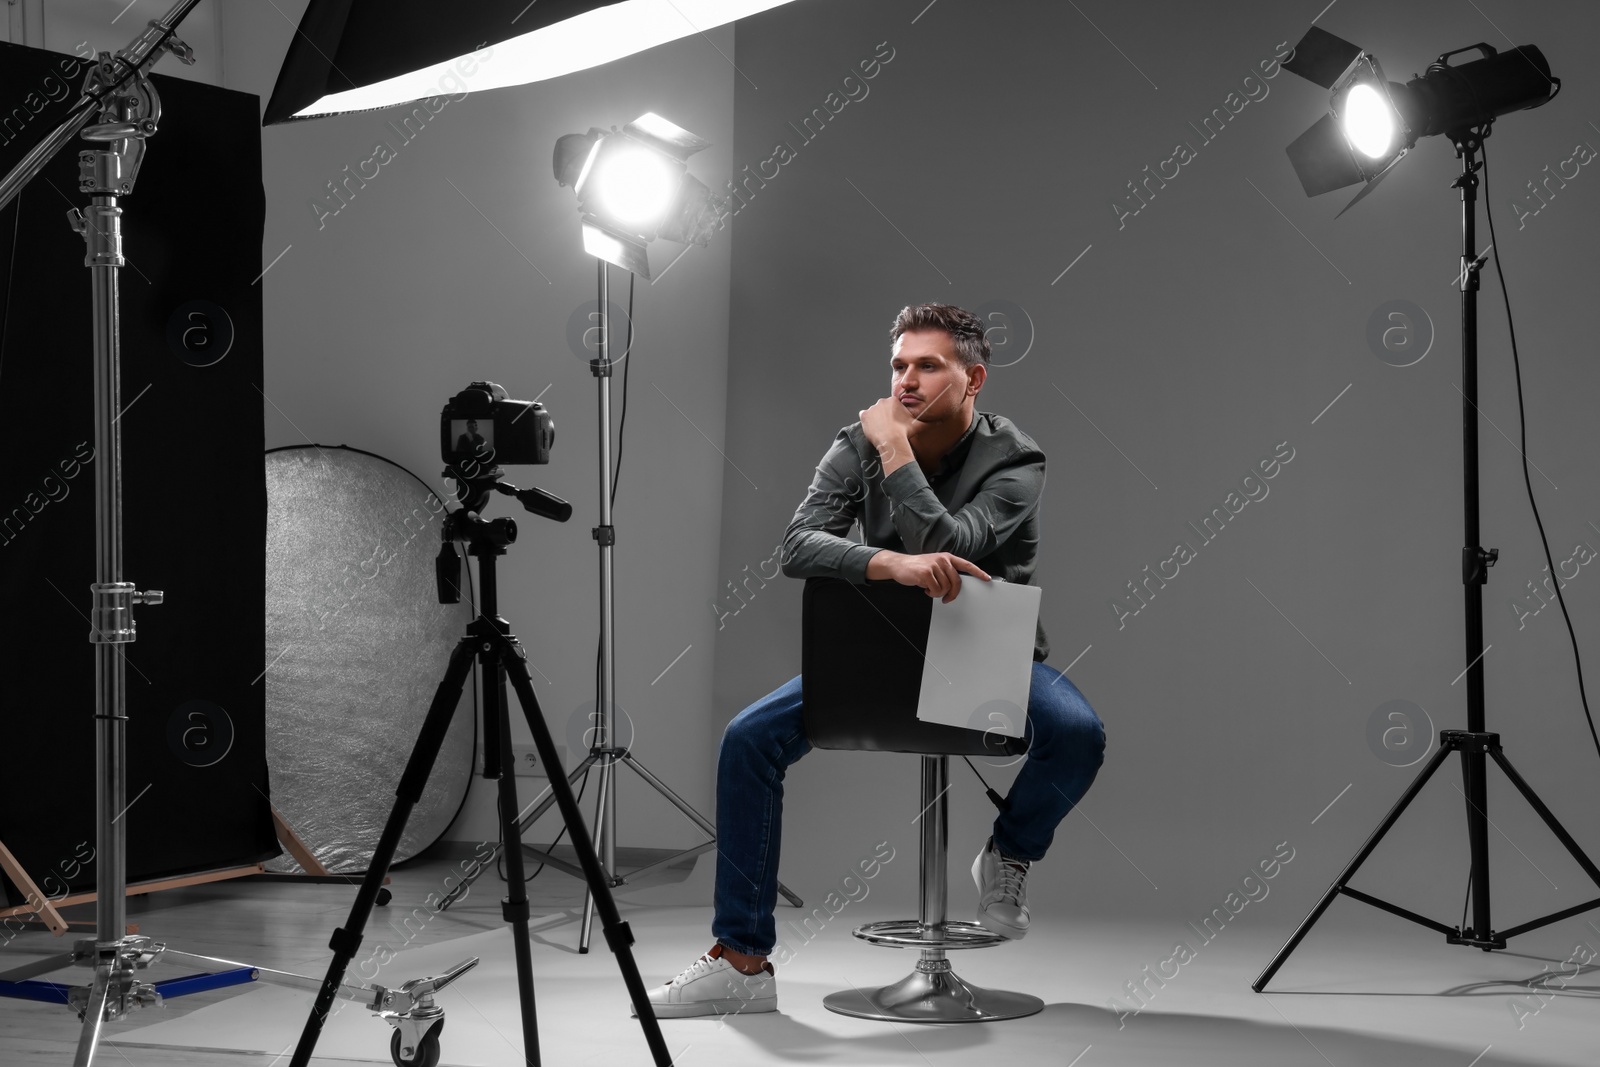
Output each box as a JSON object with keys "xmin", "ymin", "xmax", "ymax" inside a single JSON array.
[{"xmin": 703, "ymin": 999, "xmax": 1558, "ymax": 1066}]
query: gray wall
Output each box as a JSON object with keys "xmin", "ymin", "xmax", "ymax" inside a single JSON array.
[
  {"xmin": 714, "ymin": 0, "xmax": 1600, "ymax": 924},
  {"xmin": 24, "ymin": 0, "xmax": 1599, "ymax": 924}
]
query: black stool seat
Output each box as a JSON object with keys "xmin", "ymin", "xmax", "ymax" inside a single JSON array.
[{"xmin": 801, "ymin": 576, "xmax": 1029, "ymax": 758}]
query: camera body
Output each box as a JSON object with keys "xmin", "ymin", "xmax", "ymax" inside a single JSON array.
[{"xmin": 440, "ymin": 381, "xmax": 553, "ymax": 476}]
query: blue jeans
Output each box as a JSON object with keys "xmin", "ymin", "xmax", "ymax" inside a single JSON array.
[{"xmin": 712, "ymin": 660, "xmax": 1106, "ymax": 957}]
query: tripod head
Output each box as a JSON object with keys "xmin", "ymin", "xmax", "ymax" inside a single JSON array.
[{"xmin": 436, "ymin": 466, "xmax": 571, "ymax": 605}]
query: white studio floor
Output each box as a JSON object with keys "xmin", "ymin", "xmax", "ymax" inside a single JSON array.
[{"xmin": 3, "ymin": 850, "xmax": 1598, "ymax": 1066}]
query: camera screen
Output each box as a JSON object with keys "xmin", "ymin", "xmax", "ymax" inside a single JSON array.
[{"xmin": 450, "ymin": 418, "xmax": 493, "ymax": 458}]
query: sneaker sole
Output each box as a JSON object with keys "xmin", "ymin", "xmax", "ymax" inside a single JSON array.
[
  {"xmin": 975, "ymin": 911, "xmax": 1029, "ymax": 940},
  {"xmin": 633, "ymin": 995, "xmax": 778, "ymax": 1019}
]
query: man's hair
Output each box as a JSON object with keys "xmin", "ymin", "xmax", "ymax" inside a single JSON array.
[{"xmin": 889, "ymin": 303, "xmax": 990, "ymax": 372}]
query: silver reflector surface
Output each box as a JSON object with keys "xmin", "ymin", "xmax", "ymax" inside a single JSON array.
[{"xmin": 264, "ymin": 446, "xmax": 474, "ymax": 874}]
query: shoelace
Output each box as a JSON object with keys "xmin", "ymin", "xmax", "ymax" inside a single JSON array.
[
  {"xmin": 671, "ymin": 955, "xmax": 720, "ymax": 986},
  {"xmin": 671, "ymin": 953, "xmax": 769, "ymax": 986},
  {"xmin": 990, "ymin": 859, "xmax": 1029, "ymax": 907}
]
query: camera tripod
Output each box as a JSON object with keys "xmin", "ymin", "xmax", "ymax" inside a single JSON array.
[{"xmin": 289, "ymin": 473, "xmax": 672, "ymax": 1067}]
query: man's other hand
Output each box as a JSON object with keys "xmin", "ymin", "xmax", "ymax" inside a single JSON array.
[{"xmin": 867, "ymin": 550, "xmax": 990, "ymax": 603}]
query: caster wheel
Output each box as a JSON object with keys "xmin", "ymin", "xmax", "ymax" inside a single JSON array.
[
  {"xmin": 389, "ymin": 1022, "xmax": 442, "ymax": 1067},
  {"xmin": 376, "ymin": 887, "xmax": 393, "ymax": 907}
]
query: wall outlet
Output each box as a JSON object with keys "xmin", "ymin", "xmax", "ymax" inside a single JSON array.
[{"xmin": 510, "ymin": 742, "xmax": 565, "ymax": 778}]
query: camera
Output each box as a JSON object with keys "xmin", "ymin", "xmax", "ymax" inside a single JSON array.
[{"xmin": 440, "ymin": 381, "xmax": 554, "ymax": 477}]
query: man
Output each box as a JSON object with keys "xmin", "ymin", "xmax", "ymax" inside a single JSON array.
[
  {"xmin": 454, "ymin": 418, "xmax": 487, "ymax": 457},
  {"xmin": 641, "ymin": 303, "xmax": 1106, "ymax": 1018}
]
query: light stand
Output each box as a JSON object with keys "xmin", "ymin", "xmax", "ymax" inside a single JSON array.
[
  {"xmin": 565, "ymin": 258, "xmax": 805, "ymax": 950},
  {"xmin": 439, "ymin": 161, "xmax": 804, "ymax": 941},
  {"xmin": 0, "ymin": 9, "xmax": 495, "ymax": 1065},
  {"xmin": 1255, "ymin": 125, "xmax": 1600, "ymax": 990},
  {"xmin": 0, "ymin": 7, "xmax": 196, "ymax": 1064}
]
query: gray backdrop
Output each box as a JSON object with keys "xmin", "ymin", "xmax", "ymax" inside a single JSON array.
[{"xmin": 31, "ymin": 0, "xmax": 1598, "ymax": 925}]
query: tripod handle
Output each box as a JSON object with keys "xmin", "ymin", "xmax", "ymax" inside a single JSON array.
[{"xmin": 495, "ymin": 481, "xmax": 572, "ymax": 522}]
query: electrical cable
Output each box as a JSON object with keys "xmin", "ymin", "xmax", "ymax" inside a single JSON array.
[
  {"xmin": 503, "ymin": 771, "xmax": 590, "ymax": 883},
  {"xmin": 960, "ymin": 755, "xmax": 1011, "ymax": 812},
  {"xmin": 614, "ymin": 263, "xmax": 634, "ymax": 508},
  {"xmin": 1479, "ymin": 138, "xmax": 1600, "ymax": 765}
]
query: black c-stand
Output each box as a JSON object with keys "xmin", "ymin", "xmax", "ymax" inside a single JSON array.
[
  {"xmin": 1255, "ymin": 124, "xmax": 1600, "ymax": 991},
  {"xmin": 289, "ymin": 469, "xmax": 671, "ymax": 1067}
]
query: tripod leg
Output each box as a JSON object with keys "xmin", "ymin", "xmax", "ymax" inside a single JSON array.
[
  {"xmin": 620, "ymin": 754, "xmax": 804, "ymax": 907},
  {"xmin": 578, "ymin": 759, "xmax": 613, "ymax": 955},
  {"xmin": 1490, "ymin": 748, "xmax": 1600, "ymax": 891},
  {"xmin": 622, "ymin": 754, "xmax": 716, "ymax": 834},
  {"xmin": 1460, "ymin": 744, "xmax": 1493, "ymax": 942},
  {"xmin": 578, "ymin": 883, "xmax": 596, "ymax": 956},
  {"xmin": 1253, "ymin": 739, "xmax": 1456, "ymax": 992},
  {"xmin": 288, "ymin": 636, "xmax": 477, "ymax": 1067},
  {"xmin": 499, "ymin": 640, "xmax": 673, "ymax": 1067},
  {"xmin": 70, "ymin": 967, "xmax": 112, "ymax": 1067},
  {"xmin": 487, "ymin": 659, "xmax": 541, "ymax": 1065}
]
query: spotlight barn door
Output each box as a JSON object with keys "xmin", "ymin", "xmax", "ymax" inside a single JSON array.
[{"xmin": 0, "ymin": 41, "xmax": 278, "ymax": 907}]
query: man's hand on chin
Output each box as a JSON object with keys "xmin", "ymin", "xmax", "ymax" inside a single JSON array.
[{"xmin": 858, "ymin": 395, "xmax": 920, "ymax": 455}]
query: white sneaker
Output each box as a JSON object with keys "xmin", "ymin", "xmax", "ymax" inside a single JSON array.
[
  {"xmin": 631, "ymin": 944, "xmax": 778, "ymax": 1019},
  {"xmin": 972, "ymin": 836, "xmax": 1030, "ymax": 939}
]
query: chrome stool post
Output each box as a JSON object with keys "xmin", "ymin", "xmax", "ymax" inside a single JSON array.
[{"xmin": 822, "ymin": 755, "xmax": 1044, "ymax": 1023}]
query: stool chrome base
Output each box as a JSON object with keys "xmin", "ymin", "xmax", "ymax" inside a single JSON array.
[
  {"xmin": 821, "ymin": 756, "xmax": 1042, "ymax": 1024},
  {"xmin": 822, "ymin": 958, "xmax": 1043, "ymax": 1023}
]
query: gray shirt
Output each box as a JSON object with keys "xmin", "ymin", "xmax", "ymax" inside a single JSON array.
[{"xmin": 780, "ymin": 408, "xmax": 1050, "ymax": 662}]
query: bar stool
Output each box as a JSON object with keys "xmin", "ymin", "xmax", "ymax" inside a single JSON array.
[{"xmin": 800, "ymin": 576, "xmax": 1043, "ymax": 1023}]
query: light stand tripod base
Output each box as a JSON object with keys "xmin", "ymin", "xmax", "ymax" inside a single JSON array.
[
  {"xmin": 822, "ymin": 958, "xmax": 1043, "ymax": 1023},
  {"xmin": 437, "ymin": 747, "xmax": 804, "ymax": 913},
  {"xmin": 1254, "ymin": 730, "xmax": 1600, "ymax": 990}
]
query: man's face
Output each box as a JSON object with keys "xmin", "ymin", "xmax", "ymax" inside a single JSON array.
[
  {"xmin": 467, "ymin": 420, "xmax": 478, "ymax": 433},
  {"xmin": 891, "ymin": 329, "xmax": 976, "ymax": 430}
]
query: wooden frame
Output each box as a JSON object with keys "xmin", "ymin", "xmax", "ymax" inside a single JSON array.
[{"xmin": 0, "ymin": 805, "xmax": 359, "ymax": 936}]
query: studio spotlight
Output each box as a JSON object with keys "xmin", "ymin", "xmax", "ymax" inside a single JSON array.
[
  {"xmin": 1257, "ymin": 24, "xmax": 1600, "ymax": 997},
  {"xmin": 1282, "ymin": 26, "xmax": 1559, "ymax": 213},
  {"xmin": 554, "ymin": 112, "xmax": 723, "ymax": 277}
]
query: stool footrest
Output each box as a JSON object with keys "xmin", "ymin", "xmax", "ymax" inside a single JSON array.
[{"xmin": 853, "ymin": 919, "xmax": 1008, "ymax": 950}]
